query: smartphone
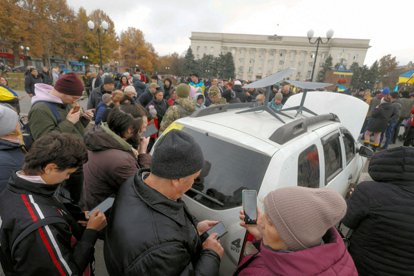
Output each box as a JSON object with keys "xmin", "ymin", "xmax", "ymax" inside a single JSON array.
[
  {"xmin": 206, "ymin": 222, "xmax": 227, "ymax": 239},
  {"xmin": 89, "ymin": 197, "xmax": 115, "ymax": 215},
  {"xmin": 242, "ymin": 190, "xmax": 257, "ymax": 224},
  {"xmin": 71, "ymin": 105, "xmax": 80, "ymax": 114},
  {"xmin": 143, "ymin": 123, "xmax": 158, "ymax": 138}
]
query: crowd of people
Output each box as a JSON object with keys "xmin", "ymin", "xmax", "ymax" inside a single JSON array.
[{"xmin": 0, "ymin": 67, "xmax": 414, "ymax": 275}]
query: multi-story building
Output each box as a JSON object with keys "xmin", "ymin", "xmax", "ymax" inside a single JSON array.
[{"xmin": 190, "ymin": 32, "xmax": 370, "ymax": 81}]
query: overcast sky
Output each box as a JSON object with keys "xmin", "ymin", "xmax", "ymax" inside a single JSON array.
[{"xmin": 67, "ymin": 0, "xmax": 413, "ymax": 66}]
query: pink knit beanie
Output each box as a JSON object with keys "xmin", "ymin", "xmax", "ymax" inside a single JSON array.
[{"xmin": 264, "ymin": 186, "xmax": 346, "ymax": 251}]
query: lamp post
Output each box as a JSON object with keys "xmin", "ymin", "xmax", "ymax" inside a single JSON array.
[
  {"xmin": 165, "ymin": 66, "xmax": 170, "ymax": 74},
  {"xmin": 20, "ymin": 45, "xmax": 30, "ymax": 68},
  {"xmin": 307, "ymin": 29, "xmax": 334, "ymax": 82},
  {"xmin": 87, "ymin": 20, "xmax": 109, "ymax": 70}
]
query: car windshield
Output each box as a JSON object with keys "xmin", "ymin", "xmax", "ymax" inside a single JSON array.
[{"xmin": 183, "ymin": 127, "xmax": 271, "ymax": 210}]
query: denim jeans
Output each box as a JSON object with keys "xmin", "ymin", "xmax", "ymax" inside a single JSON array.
[{"xmin": 382, "ymin": 121, "xmax": 397, "ymax": 149}]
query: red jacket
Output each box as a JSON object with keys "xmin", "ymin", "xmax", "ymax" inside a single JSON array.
[
  {"xmin": 236, "ymin": 228, "xmax": 357, "ymax": 276},
  {"xmin": 411, "ymin": 106, "xmax": 414, "ymax": 127}
]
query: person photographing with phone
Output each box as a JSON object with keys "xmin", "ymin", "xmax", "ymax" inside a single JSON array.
[
  {"xmin": 105, "ymin": 130, "xmax": 223, "ymax": 275},
  {"xmin": 0, "ymin": 133, "xmax": 107, "ymax": 275},
  {"xmin": 236, "ymin": 187, "xmax": 357, "ymax": 276}
]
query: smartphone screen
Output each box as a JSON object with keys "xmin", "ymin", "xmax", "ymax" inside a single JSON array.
[
  {"xmin": 89, "ymin": 197, "xmax": 115, "ymax": 215},
  {"xmin": 242, "ymin": 190, "xmax": 257, "ymax": 224},
  {"xmin": 206, "ymin": 222, "xmax": 227, "ymax": 239}
]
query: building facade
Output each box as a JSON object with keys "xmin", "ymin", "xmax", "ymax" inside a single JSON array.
[{"xmin": 190, "ymin": 32, "xmax": 370, "ymax": 81}]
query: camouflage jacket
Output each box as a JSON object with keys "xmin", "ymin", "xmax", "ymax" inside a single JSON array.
[
  {"xmin": 159, "ymin": 98, "xmax": 195, "ymax": 132},
  {"xmin": 210, "ymin": 98, "xmax": 227, "ymax": 106}
]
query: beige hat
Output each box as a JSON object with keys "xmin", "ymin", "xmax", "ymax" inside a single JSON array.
[{"xmin": 264, "ymin": 186, "xmax": 346, "ymax": 251}]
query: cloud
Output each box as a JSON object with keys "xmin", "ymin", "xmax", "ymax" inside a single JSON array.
[{"xmin": 67, "ymin": 0, "xmax": 414, "ymax": 65}]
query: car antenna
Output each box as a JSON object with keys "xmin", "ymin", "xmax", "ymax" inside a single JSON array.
[{"xmin": 236, "ymin": 68, "xmax": 295, "ymax": 124}]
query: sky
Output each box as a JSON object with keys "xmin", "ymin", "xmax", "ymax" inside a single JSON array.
[{"xmin": 67, "ymin": 0, "xmax": 414, "ymax": 66}]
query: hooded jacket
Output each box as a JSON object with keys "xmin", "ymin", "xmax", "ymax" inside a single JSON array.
[
  {"xmin": 237, "ymin": 228, "xmax": 357, "ymax": 276},
  {"xmin": 28, "ymin": 83, "xmax": 88, "ymax": 140},
  {"xmin": 104, "ymin": 169, "xmax": 220, "ymax": 275},
  {"xmin": 24, "ymin": 73, "xmax": 42, "ymax": 95},
  {"xmin": 342, "ymin": 147, "xmax": 414, "ymax": 276},
  {"xmin": 159, "ymin": 97, "xmax": 195, "ymax": 132},
  {"xmin": 193, "ymin": 92, "xmax": 206, "ymax": 111},
  {"xmin": 81, "ymin": 124, "xmax": 151, "ymax": 210}
]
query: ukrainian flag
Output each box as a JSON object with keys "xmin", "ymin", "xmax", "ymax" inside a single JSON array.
[
  {"xmin": 0, "ymin": 85, "xmax": 18, "ymax": 101},
  {"xmin": 398, "ymin": 70, "xmax": 414, "ymax": 84}
]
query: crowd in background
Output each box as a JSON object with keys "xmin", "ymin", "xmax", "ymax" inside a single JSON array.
[{"xmin": 0, "ymin": 66, "xmax": 414, "ymax": 275}]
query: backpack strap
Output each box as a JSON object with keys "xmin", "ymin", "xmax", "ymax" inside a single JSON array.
[
  {"xmin": 11, "ymin": 216, "xmax": 67, "ymax": 257},
  {"xmin": 32, "ymin": 101, "xmax": 62, "ymax": 123}
]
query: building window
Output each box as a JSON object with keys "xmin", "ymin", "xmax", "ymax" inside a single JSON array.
[
  {"xmin": 279, "ymin": 60, "xmax": 284, "ymax": 65},
  {"xmin": 309, "ymin": 62, "xmax": 313, "ymax": 67},
  {"xmin": 248, "ymin": 67, "xmax": 253, "ymax": 73},
  {"xmin": 280, "ymin": 53, "xmax": 283, "ymax": 57}
]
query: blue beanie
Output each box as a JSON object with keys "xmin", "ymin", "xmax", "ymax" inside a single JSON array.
[{"xmin": 382, "ymin": 87, "xmax": 390, "ymax": 94}]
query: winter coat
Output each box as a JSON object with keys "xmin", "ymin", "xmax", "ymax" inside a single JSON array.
[
  {"xmin": 281, "ymin": 91, "xmax": 293, "ymax": 105},
  {"xmin": 193, "ymin": 92, "xmax": 206, "ymax": 111},
  {"xmin": 132, "ymin": 77, "xmax": 146, "ymax": 98},
  {"xmin": 342, "ymin": 146, "xmax": 414, "ymax": 276},
  {"xmin": 163, "ymin": 84, "xmax": 174, "ymax": 99},
  {"xmin": 395, "ymin": 97, "xmax": 414, "ymax": 119},
  {"xmin": 0, "ymin": 140, "xmax": 25, "ymax": 192},
  {"xmin": 104, "ymin": 169, "xmax": 220, "ymax": 275},
  {"xmin": 268, "ymin": 101, "xmax": 283, "ymax": 112},
  {"xmin": 390, "ymin": 101, "xmax": 402, "ymax": 122},
  {"xmin": 234, "ymin": 85, "xmax": 246, "ymax": 102},
  {"xmin": 137, "ymin": 90, "xmax": 154, "ymax": 108},
  {"xmin": 366, "ymin": 102, "xmax": 396, "ymax": 132},
  {"xmin": 189, "ymin": 81, "xmax": 205, "ymax": 95},
  {"xmin": 81, "ymin": 124, "xmax": 151, "ymax": 210},
  {"xmin": 0, "ymin": 173, "xmax": 99, "ymax": 275},
  {"xmin": 24, "ymin": 73, "xmax": 42, "ymax": 95},
  {"xmin": 87, "ymin": 84, "xmax": 112, "ymax": 110},
  {"xmin": 147, "ymin": 98, "xmax": 168, "ymax": 123},
  {"xmin": 94, "ymin": 102, "xmax": 110, "ymax": 125},
  {"xmin": 28, "ymin": 83, "xmax": 89, "ymax": 140},
  {"xmin": 40, "ymin": 70, "xmax": 53, "ymax": 85},
  {"xmin": 159, "ymin": 97, "xmax": 195, "ymax": 132},
  {"xmin": 236, "ymin": 228, "xmax": 357, "ymax": 276}
]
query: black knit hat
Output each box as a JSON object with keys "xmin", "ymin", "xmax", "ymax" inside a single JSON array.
[{"xmin": 151, "ymin": 130, "xmax": 206, "ymax": 179}]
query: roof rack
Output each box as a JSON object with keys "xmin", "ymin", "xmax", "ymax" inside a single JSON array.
[
  {"xmin": 269, "ymin": 113, "xmax": 340, "ymax": 144},
  {"xmin": 191, "ymin": 102, "xmax": 256, "ymax": 118}
]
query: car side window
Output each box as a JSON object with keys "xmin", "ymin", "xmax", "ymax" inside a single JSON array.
[
  {"xmin": 323, "ymin": 133, "xmax": 342, "ymax": 184},
  {"xmin": 342, "ymin": 132, "xmax": 355, "ymax": 164},
  {"xmin": 298, "ymin": 145, "xmax": 320, "ymax": 188}
]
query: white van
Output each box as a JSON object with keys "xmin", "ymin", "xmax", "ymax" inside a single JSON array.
[{"xmin": 160, "ymin": 92, "xmax": 371, "ymax": 275}]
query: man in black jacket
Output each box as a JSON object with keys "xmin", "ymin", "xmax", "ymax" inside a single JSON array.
[
  {"xmin": 105, "ymin": 130, "xmax": 223, "ymax": 275},
  {"xmin": 342, "ymin": 146, "xmax": 414, "ymax": 276},
  {"xmin": 0, "ymin": 132, "xmax": 107, "ymax": 275}
]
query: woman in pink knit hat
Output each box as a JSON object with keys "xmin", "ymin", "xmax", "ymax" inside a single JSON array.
[{"xmin": 235, "ymin": 186, "xmax": 357, "ymax": 276}]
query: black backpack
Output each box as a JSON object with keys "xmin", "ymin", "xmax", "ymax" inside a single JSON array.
[{"xmin": 21, "ymin": 101, "xmax": 62, "ymax": 150}]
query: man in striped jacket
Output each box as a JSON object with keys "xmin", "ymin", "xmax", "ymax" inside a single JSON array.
[{"xmin": 0, "ymin": 133, "xmax": 106, "ymax": 275}]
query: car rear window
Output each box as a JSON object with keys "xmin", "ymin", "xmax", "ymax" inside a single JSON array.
[{"xmin": 183, "ymin": 127, "xmax": 271, "ymax": 210}]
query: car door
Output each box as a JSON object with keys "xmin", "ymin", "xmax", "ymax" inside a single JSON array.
[{"xmin": 339, "ymin": 127, "xmax": 359, "ymax": 189}]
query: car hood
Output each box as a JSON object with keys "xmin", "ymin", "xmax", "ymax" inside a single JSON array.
[{"xmin": 283, "ymin": 92, "xmax": 368, "ymax": 141}]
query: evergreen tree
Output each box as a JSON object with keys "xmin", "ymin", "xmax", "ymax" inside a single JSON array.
[
  {"xmin": 317, "ymin": 55, "xmax": 333, "ymax": 82},
  {"xmin": 222, "ymin": 52, "xmax": 235, "ymax": 79},
  {"xmin": 183, "ymin": 47, "xmax": 198, "ymax": 77}
]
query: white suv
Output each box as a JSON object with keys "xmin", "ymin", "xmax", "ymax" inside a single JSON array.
[{"xmin": 161, "ymin": 92, "xmax": 371, "ymax": 275}]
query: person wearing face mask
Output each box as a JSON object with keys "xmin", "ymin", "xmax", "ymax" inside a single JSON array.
[
  {"xmin": 81, "ymin": 105, "xmax": 151, "ymax": 210},
  {"xmin": 236, "ymin": 186, "xmax": 357, "ymax": 276}
]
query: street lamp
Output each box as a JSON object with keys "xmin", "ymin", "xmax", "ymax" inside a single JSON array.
[
  {"xmin": 87, "ymin": 20, "xmax": 109, "ymax": 70},
  {"xmin": 307, "ymin": 29, "xmax": 334, "ymax": 82},
  {"xmin": 20, "ymin": 45, "xmax": 30, "ymax": 67}
]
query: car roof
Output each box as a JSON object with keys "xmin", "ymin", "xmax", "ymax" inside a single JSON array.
[{"xmin": 177, "ymin": 106, "xmax": 338, "ymax": 156}]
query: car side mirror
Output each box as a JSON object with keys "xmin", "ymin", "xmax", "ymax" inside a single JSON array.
[{"xmin": 358, "ymin": 145, "xmax": 373, "ymax": 158}]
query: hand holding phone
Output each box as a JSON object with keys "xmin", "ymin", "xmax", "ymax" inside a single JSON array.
[
  {"xmin": 89, "ymin": 197, "xmax": 115, "ymax": 216},
  {"xmin": 71, "ymin": 105, "xmax": 80, "ymax": 114},
  {"xmin": 206, "ymin": 221, "xmax": 227, "ymax": 239},
  {"xmin": 242, "ymin": 190, "xmax": 257, "ymax": 224}
]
